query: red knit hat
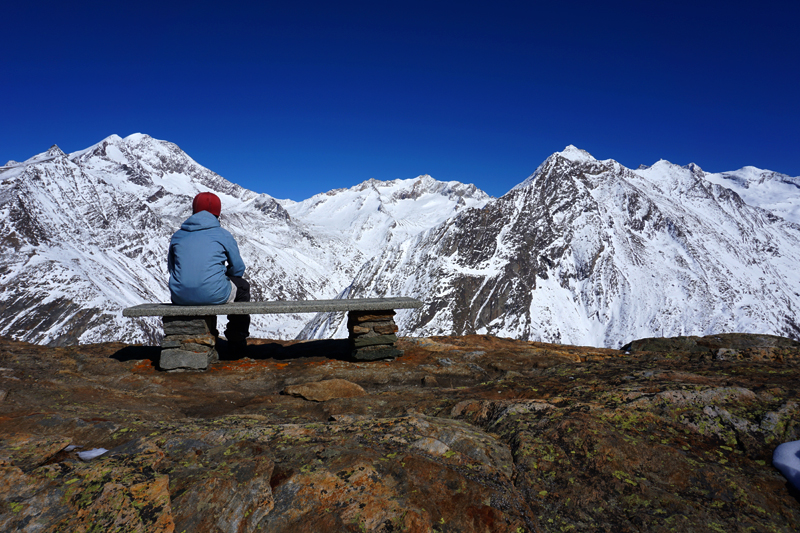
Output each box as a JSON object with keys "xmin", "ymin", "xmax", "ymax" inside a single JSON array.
[{"xmin": 192, "ymin": 192, "xmax": 221, "ymax": 217}]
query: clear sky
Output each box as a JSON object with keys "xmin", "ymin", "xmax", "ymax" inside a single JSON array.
[{"xmin": 3, "ymin": 1, "xmax": 798, "ymax": 200}]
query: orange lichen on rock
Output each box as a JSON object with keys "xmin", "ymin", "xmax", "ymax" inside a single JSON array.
[{"xmin": 0, "ymin": 333, "xmax": 798, "ymax": 532}]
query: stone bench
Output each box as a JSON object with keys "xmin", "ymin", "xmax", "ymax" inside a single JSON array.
[{"xmin": 122, "ymin": 297, "xmax": 423, "ymax": 371}]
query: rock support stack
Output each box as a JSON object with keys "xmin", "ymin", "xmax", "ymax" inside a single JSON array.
[
  {"xmin": 348, "ymin": 310, "xmax": 403, "ymax": 360},
  {"xmin": 160, "ymin": 316, "xmax": 218, "ymax": 371}
]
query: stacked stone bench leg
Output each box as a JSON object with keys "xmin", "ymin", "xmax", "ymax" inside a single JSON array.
[
  {"xmin": 160, "ymin": 316, "xmax": 219, "ymax": 371},
  {"xmin": 348, "ymin": 310, "xmax": 403, "ymax": 360}
]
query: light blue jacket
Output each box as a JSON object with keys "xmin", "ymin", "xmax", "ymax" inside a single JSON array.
[{"xmin": 168, "ymin": 211, "xmax": 246, "ymax": 305}]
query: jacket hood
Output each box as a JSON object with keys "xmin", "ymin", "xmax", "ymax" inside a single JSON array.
[{"xmin": 180, "ymin": 210, "xmax": 221, "ymax": 232}]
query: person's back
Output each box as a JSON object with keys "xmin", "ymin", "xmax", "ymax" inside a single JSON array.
[
  {"xmin": 167, "ymin": 192, "xmax": 251, "ymax": 350},
  {"xmin": 168, "ymin": 210, "xmax": 244, "ymax": 305}
]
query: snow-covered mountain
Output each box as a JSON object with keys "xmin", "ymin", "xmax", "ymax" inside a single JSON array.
[
  {"xmin": 701, "ymin": 166, "xmax": 800, "ymax": 225},
  {"xmin": 1, "ymin": 136, "xmax": 798, "ymax": 348},
  {"xmin": 281, "ymin": 176, "xmax": 490, "ymax": 257},
  {"xmin": 0, "ymin": 134, "xmax": 489, "ymax": 345},
  {"xmin": 304, "ymin": 146, "xmax": 800, "ymax": 347}
]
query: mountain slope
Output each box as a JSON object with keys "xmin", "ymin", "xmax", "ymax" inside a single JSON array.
[
  {"xmin": 701, "ymin": 165, "xmax": 800, "ymax": 225},
  {"xmin": 282, "ymin": 176, "xmax": 490, "ymax": 256},
  {"xmin": 0, "ymin": 135, "xmax": 488, "ymax": 345},
  {"xmin": 2, "ymin": 137, "xmax": 799, "ymax": 348},
  {"xmin": 306, "ymin": 147, "xmax": 800, "ymax": 347}
]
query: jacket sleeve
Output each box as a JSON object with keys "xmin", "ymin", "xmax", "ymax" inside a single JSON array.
[{"xmin": 222, "ymin": 230, "xmax": 246, "ymax": 277}]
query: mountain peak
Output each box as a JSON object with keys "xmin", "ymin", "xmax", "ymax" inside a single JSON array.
[
  {"xmin": 45, "ymin": 145, "xmax": 66, "ymax": 158},
  {"xmin": 510, "ymin": 145, "xmax": 599, "ymax": 193},
  {"xmin": 681, "ymin": 162, "xmax": 704, "ymax": 173},
  {"xmin": 123, "ymin": 133, "xmax": 151, "ymax": 144},
  {"xmin": 16, "ymin": 144, "xmax": 68, "ymax": 166},
  {"xmin": 558, "ymin": 145, "xmax": 596, "ymax": 163},
  {"xmin": 100, "ymin": 134, "xmax": 123, "ymax": 144}
]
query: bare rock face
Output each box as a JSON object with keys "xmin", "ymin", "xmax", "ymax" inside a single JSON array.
[{"xmin": 0, "ymin": 333, "xmax": 799, "ymax": 532}]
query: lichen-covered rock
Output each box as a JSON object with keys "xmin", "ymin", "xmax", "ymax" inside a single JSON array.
[
  {"xmin": 0, "ymin": 333, "xmax": 799, "ymax": 532},
  {"xmin": 352, "ymin": 344, "xmax": 403, "ymax": 361},
  {"xmin": 0, "ymin": 442, "xmax": 175, "ymax": 533}
]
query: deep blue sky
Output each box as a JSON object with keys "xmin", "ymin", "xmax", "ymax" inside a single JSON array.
[{"xmin": 3, "ymin": 1, "xmax": 798, "ymax": 199}]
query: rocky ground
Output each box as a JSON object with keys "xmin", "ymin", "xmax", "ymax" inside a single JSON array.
[{"xmin": 0, "ymin": 333, "xmax": 798, "ymax": 532}]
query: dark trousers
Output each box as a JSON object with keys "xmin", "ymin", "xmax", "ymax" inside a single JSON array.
[{"xmin": 225, "ymin": 276, "xmax": 250, "ymax": 342}]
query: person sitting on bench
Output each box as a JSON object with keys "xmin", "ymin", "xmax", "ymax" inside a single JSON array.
[{"xmin": 167, "ymin": 191, "xmax": 250, "ymax": 351}]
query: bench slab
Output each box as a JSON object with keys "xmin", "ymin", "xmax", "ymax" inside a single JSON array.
[{"xmin": 122, "ymin": 297, "xmax": 422, "ymax": 317}]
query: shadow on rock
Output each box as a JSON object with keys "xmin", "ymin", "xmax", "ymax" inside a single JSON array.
[
  {"xmin": 110, "ymin": 345, "xmax": 161, "ymax": 363},
  {"xmin": 788, "ymin": 482, "xmax": 800, "ymax": 506},
  {"xmin": 221, "ymin": 338, "xmax": 352, "ymax": 362}
]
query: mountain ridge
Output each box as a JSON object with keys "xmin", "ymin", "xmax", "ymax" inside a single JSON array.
[
  {"xmin": 1, "ymin": 135, "xmax": 798, "ymax": 347},
  {"xmin": 308, "ymin": 146, "xmax": 800, "ymax": 347},
  {"xmin": 0, "ymin": 134, "xmax": 488, "ymax": 345}
]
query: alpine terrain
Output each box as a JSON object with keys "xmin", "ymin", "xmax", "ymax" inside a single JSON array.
[
  {"xmin": 306, "ymin": 146, "xmax": 800, "ymax": 347},
  {"xmin": 0, "ymin": 134, "xmax": 488, "ymax": 345},
  {"xmin": 1, "ymin": 136, "xmax": 798, "ymax": 347}
]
